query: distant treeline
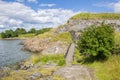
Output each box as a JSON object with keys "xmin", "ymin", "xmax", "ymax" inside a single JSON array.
[{"xmin": 1, "ymin": 28, "xmax": 51, "ymax": 38}]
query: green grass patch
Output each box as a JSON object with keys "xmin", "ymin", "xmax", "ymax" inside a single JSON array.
[
  {"xmin": 72, "ymin": 48, "xmax": 83, "ymax": 64},
  {"xmin": 53, "ymin": 75, "xmax": 66, "ymax": 80},
  {"xmin": 37, "ymin": 29, "xmax": 54, "ymax": 39},
  {"xmin": 51, "ymin": 32, "xmax": 72, "ymax": 45},
  {"xmin": 85, "ymin": 55, "xmax": 120, "ymax": 80},
  {"xmin": 71, "ymin": 13, "xmax": 120, "ymax": 20},
  {"xmin": 31, "ymin": 54, "xmax": 65, "ymax": 66},
  {"xmin": 18, "ymin": 33, "xmax": 35, "ymax": 38}
]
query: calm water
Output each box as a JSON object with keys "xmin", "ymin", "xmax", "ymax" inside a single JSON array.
[{"xmin": 0, "ymin": 40, "xmax": 31, "ymax": 67}]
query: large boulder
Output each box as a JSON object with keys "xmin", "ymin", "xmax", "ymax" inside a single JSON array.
[{"xmin": 23, "ymin": 37, "xmax": 69, "ymax": 54}]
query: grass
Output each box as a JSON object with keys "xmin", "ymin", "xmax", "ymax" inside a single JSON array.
[
  {"xmin": 37, "ymin": 29, "xmax": 55, "ymax": 39},
  {"xmin": 1, "ymin": 67, "xmax": 58, "ymax": 80},
  {"xmin": 53, "ymin": 75, "xmax": 66, "ymax": 80},
  {"xmin": 37, "ymin": 30, "xmax": 73, "ymax": 45},
  {"xmin": 71, "ymin": 13, "xmax": 120, "ymax": 20},
  {"xmin": 73, "ymin": 50, "xmax": 120, "ymax": 80},
  {"xmin": 72, "ymin": 48, "xmax": 83, "ymax": 64},
  {"xmin": 51, "ymin": 32, "xmax": 72, "ymax": 45},
  {"xmin": 30, "ymin": 54, "xmax": 65, "ymax": 66},
  {"xmin": 38, "ymin": 67, "xmax": 57, "ymax": 76},
  {"xmin": 85, "ymin": 55, "xmax": 120, "ymax": 80},
  {"xmin": 18, "ymin": 33, "xmax": 35, "ymax": 38}
]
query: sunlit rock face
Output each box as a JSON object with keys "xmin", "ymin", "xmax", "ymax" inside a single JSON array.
[
  {"xmin": 23, "ymin": 37, "xmax": 68, "ymax": 54},
  {"xmin": 65, "ymin": 19, "xmax": 120, "ymax": 32}
]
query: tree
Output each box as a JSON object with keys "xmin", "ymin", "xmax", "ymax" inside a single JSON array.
[
  {"xmin": 77, "ymin": 24, "xmax": 115, "ymax": 60},
  {"xmin": 15, "ymin": 28, "xmax": 27, "ymax": 34},
  {"xmin": 1, "ymin": 29, "xmax": 18, "ymax": 38},
  {"xmin": 20, "ymin": 28, "xmax": 27, "ymax": 34},
  {"xmin": 28, "ymin": 28, "xmax": 36, "ymax": 33},
  {"xmin": 35, "ymin": 28, "xmax": 51, "ymax": 35},
  {"xmin": 1, "ymin": 32, "xmax": 6, "ymax": 38}
]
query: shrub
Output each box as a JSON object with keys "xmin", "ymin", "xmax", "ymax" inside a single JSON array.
[{"xmin": 77, "ymin": 24, "xmax": 115, "ymax": 60}]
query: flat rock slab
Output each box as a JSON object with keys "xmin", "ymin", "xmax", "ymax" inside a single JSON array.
[{"xmin": 53, "ymin": 65, "xmax": 92, "ymax": 80}]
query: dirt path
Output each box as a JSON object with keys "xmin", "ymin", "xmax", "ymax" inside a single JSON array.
[
  {"xmin": 60, "ymin": 43, "xmax": 93, "ymax": 80},
  {"xmin": 65, "ymin": 43, "xmax": 75, "ymax": 66},
  {"xmin": 54, "ymin": 65, "xmax": 93, "ymax": 80}
]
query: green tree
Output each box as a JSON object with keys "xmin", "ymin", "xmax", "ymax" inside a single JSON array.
[
  {"xmin": 35, "ymin": 28, "xmax": 51, "ymax": 35},
  {"xmin": 1, "ymin": 29, "xmax": 18, "ymax": 38},
  {"xmin": 28, "ymin": 28, "xmax": 36, "ymax": 33},
  {"xmin": 15, "ymin": 28, "xmax": 27, "ymax": 34},
  {"xmin": 20, "ymin": 28, "xmax": 27, "ymax": 34},
  {"xmin": 77, "ymin": 24, "xmax": 115, "ymax": 60},
  {"xmin": 1, "ymin": 32, "xmax": 6, "ymax": 38}
]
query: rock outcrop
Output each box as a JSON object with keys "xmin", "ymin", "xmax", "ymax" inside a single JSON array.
[
  {"xmin": 23, "ymin": 36, "xmax": 68, "ymax": 54},
  {"xmin": 23, "ymin": 37, "xmax": 50, "ymax": 53},
  {"xmin": 56, "ymin": 19, "xmax": 120, "ymax": 41}
]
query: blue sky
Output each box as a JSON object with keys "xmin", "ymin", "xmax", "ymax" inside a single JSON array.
[{"xmin": 0, "ymin": 0, "xmax": 120, "ymax": 32}]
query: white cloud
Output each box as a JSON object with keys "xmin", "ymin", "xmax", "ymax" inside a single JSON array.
[
  {"xmin": 93, "ymin": 2, "xmax": 114, "ymax": 8},
  {"xmin": 27, "ymin": 0, "xmax": 37, "ymax": 3},
  {"xmin": 0, "ymin": 25, "xmax": 4, "ymax": 28},
  {"xmin": 93, "ymin": 1, "xmax": 120, "ymax": 13},
  {"xmin": 39, "ymin": 4, "xmax": 56, "ymax": 7},
  {"xmin": 0, "ymin": 1, "xmax": 77, "ymax": 32},
  {"xmin": 114, "ymin": 1, "xmax": 120, "ymax": 12}
]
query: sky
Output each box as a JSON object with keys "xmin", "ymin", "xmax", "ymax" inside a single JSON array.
[{"xmin": 0, "ymin": 0, "xmax": 120, "ymax": 32}]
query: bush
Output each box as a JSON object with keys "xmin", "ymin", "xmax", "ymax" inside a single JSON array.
[{"xmin": 77, "ymin": 24, "xmax": 115, "ymax": 60}]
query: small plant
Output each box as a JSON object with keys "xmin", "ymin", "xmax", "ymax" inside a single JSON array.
[{"xmin": 77, "ymin": 24, "xmax": 115, "ymax": 60}]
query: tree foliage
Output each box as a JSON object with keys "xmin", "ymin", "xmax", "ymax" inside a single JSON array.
[
  {"xmin": 1, "ymin": 28, "xmax": 51, "ymax": 38},
  {"xmin": 35, "ymin": 28, "xmax": 51, "ymax": 35},
  {"xmin": 77, "ymin": 24, "xmax": 115, "ymax": 59},
  {"xmin": 15, "ymin": 28, "xmax": 27, "ymax": 34},
  {"xmin": 28, "ymin": 28, "xmax": 36, "ymax": 33},
  {"xmin": 1, "ymin": 29, "xmax": 18, "ymax": 38}
]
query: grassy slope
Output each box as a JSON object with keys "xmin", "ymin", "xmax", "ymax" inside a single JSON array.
[
  {"xmin": 37, "ymin": 29, "xmax": 72, "ymax": 45},
  {"xmin": 87, "ymin": 55, "xmax": 120, "ymax": 80},
  {"xmin": 71, "ymin": 13, "xmax": 120, "ymax": 20}
]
